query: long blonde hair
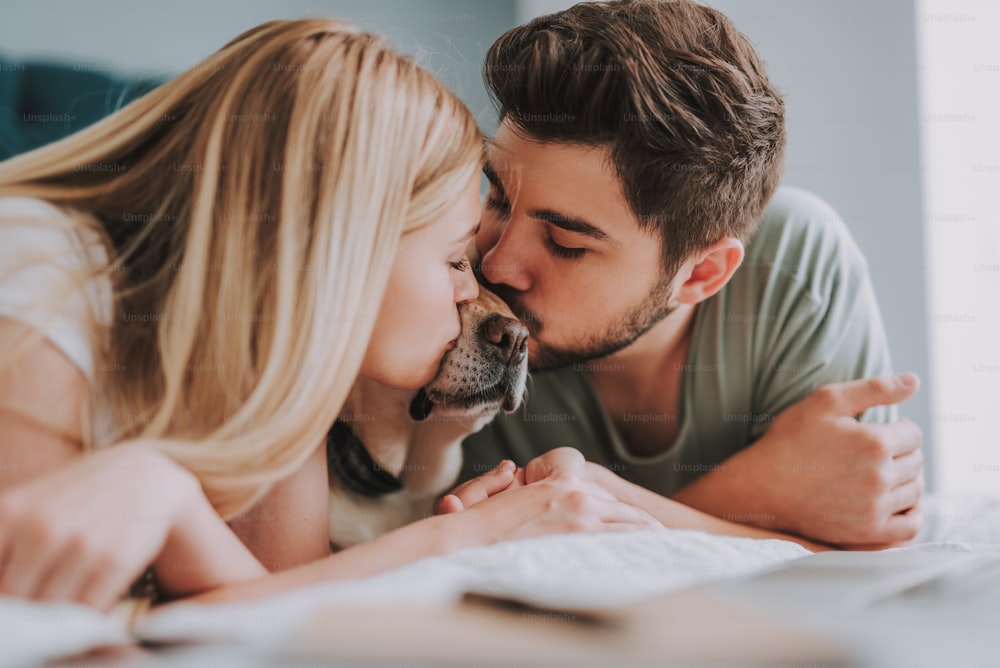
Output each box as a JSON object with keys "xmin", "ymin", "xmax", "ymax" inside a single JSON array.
[{"xmin": 0, "ymin": 19, "xmax": 483, "ymax": 518}]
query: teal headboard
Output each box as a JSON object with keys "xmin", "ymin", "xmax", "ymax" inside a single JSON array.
[{"xmin": 0, "ymin": 53, "xmax": 164, "ymax": 160}]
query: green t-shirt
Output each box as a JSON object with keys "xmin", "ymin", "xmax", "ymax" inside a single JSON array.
[{"xmin": 460, "ymin": 186, "xmax": 895, "ymax": 495}]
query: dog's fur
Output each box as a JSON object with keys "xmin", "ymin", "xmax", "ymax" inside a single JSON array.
[{"xmin": 327, "ymin": 287, "xmax": 528, "ymax": 550}]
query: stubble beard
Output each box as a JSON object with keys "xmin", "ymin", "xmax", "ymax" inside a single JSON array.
[{"xmin": 492, "ymin": 276, "xmax": 676, "ymax": 372}]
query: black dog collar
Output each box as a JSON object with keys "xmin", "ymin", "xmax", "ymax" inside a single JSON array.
[{"xmin": 327, "ymin": 419, "xmax": 404, "ymax": 497}]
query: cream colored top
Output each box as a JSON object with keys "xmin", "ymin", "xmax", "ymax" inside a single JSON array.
[{"xmin": 0, "ymin": 196, "xmax": 113, "ymax": 378}]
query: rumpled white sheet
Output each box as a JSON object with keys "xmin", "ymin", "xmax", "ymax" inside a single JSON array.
[
  {"xmin": 0, "ymin": 598, "xmax": 131, "ymax": 666},
  {"xmin": 134, "ymin": 528, "xmax": 810, "ymax": 647},
  {"xmin": 3, "ymin": 491, "xmax": 1000, "ymax": 667}
]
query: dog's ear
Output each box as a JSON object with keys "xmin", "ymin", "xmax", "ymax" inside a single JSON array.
[{"xmin": 408, "ymin": 388, "xmax": 434, "ymax": 421}]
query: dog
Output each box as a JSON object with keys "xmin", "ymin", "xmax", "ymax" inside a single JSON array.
[{"xmin": 327, "ymin": 286, "xmax": 529, "ymax": 550}]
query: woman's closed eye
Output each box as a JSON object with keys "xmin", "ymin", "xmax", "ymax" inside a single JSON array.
[{"xmin": 450, "ymin": 258, "xmax": 470, "ymax": 271}]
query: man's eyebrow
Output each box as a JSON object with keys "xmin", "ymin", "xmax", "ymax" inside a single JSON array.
[
  {"xmin": 531, "ymin": 209, "xmax": 619, "ymax": 247},
  {"xmin": 484, "ymin": 160, "xmax": 619, "ymax": 247}
]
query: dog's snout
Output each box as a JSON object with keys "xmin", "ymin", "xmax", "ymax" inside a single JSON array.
[{"xmin": 481, "ymin": 314, "xmax": 528, "ymax": 362}]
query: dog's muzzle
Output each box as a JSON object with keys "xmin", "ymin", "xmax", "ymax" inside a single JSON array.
[{"xmin": 408, "ymin": 306, "xmax": 529, "ymax": 422}]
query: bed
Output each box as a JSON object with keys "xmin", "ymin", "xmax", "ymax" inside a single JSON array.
[{"xmin": 4, "ymin": 491, "xmax": 1000, "ymax": 667}]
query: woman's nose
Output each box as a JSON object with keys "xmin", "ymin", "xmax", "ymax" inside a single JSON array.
[{"xmin": 456, "ymin": 267, "xmax": 479, "ymax": 304}]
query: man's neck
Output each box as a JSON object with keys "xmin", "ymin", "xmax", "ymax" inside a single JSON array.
[
  {"xmin": 581, "ymin": 304, "xmax": 697, "ymax": 457},
  {"xmin": 591, "ymin": 303, "xmax": 695, "ymax": 381}
]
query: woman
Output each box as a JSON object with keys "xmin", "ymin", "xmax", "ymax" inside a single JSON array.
[{"xmin": 0, "ymin": 19, "xmax": 662, "ymax": 611}]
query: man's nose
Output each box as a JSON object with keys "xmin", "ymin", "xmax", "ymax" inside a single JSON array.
[
  {"xmin": 480, "ymin": 314, "xmax": 528, "ymax": 363},
  {"xmin": 477, "ymin": 229, "xmax": 532, "ymax": 292}
]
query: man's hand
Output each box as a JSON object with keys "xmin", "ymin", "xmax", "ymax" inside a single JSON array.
[{"xmin": 674, "ymin": 373, "xmax": 924, "ymax": 548}]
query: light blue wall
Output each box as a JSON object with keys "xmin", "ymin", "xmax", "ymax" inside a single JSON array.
[{"xmin": 0, "ymin": 0, "xmax": 515, "ymax": 133}]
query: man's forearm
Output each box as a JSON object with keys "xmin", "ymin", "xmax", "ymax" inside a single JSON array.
[
  {"xmin": 585, "ymin": 463, "xmax": 828, "ymax": 552},
  {"xmin": 668, "ymin": 446, "xmax": 790, "ymax": 531}
]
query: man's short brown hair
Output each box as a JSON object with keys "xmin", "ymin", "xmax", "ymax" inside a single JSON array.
[{"xmin": 484, "ymin": 0, "xmax": 785, "ymax": 277}]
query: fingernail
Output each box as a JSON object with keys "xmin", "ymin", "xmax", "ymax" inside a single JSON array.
[{"xmin": 897, "ymin": 372, "xmax": 917, "ymax": 388}]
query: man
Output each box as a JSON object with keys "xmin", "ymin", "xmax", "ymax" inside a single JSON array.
[{"xmin": 455, "ymin": 0, "xmax": 924, "ymax": 548}]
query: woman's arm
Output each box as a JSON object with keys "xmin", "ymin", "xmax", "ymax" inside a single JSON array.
[
  {"xmin": 226, "ymin": 441, "xmax": 331, "ymax": 573},
  {"xmin": 0, "ymin": 318, "xmax": 265, "ymax": 607},
  {"xmin": 183, "ymin": 468, "xmax": 663, "ymax": 606},
  {"xmin": 0, "ymin": 318, "xmax": 88, "ymax": 496},
  {"xmin": 0, "ymin": 440, "xmax": 268, "ymax": 608}
]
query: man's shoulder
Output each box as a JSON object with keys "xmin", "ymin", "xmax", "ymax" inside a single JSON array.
[{"xmin": 741, "ymin": 186, "xmax": 870, "ymax": 296}]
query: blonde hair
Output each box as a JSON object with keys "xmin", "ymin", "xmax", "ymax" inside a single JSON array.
[{"xmin": 0, "ymin": 19, "xmax": 483, "ymax": 518}]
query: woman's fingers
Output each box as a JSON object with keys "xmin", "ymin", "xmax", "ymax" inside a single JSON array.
[
  {"xmin": 561, "ymin": 488, "xmax": 661, "ymax": 529},
  {"xmin": 75, "ymin": 557, "xmax": 134, "ymax": 612},
  {"xmin": 437, "ymin": 460, "xmax": 517, "ymax": 513},
  {"xmin": 33, "ymin": 545, "xmax": 94, "ymax": 603},
  {"xmin": 0, "ymin": 444, "xmax": 207, "ymax": 608},
  {"xmin": 435, "ymin": 494, "xmax": 464, "ymax": 515},
  {"xmin": 544, "ymin": 470, "xmax": 617, "ymax": 503},
  {"xmin": 524, "ymin": 447, "xmax": 586, "ymax": 484},
  {"xmin": 34, "ymin": 520, "xmax": 131, "ymax": 606},
  {"xmin": 599, "ymin": 501, "xmax": 663, "ymax": 529},
  {"xmin": 1, "ymin": 522, "xmax": 54, "ymax": 597}
]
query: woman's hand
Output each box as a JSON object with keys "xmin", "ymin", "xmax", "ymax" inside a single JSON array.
[
  {"xmin": 436, "ymin": 447, "xmax": 590, "ymax": 513},
  {"xmin": 436, "ymin": 447, "xmax": 661, "ymax": 540},
  {"xmin": 0, "ymin": 443, "xmax": 226, "ymax": 610},
  {"xmin": 451, "ymin": 468, "xmax": 663, "ymax": 543}
]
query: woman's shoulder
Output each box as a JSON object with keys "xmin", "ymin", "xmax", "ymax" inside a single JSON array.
[
  {"xmin": 0, "ymin": 195, "xmax": 72, "ymax": 218},
  {"xmin": 0, "ymin": 196, "xmax": 103, "ymax": 264},
  {"xmin": 0, "ymin": 195, "xmax": 112, "ymax": 379}
]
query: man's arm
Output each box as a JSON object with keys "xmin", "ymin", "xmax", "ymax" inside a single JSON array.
[
  {"xmin": 440, "ymin": 447, "xmax": 831, "ymax": 552},
  {"xmin": 671, "ymin": 375, "xmax": 924, "ymax": 548},
  {"xmin": 668, "ymin": 189, "xmax": 923, "ymax": 547},
  {"xmin": 583, "ymin": 461, "xmax": 831, "ymax": 551}
]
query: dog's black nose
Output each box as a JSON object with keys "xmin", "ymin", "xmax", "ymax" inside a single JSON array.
[{"xmin": 481, "ymin": 314, "xmax": 528, "ymax": 363}]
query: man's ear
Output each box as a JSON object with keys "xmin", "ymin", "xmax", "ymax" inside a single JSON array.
[{"xmin": 673, "ymin": 237, "xmax": 745, "ymax": 305}]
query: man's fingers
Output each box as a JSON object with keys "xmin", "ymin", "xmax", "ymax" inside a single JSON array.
[
  {"xmin": 888, "ymin": 479, "xmax": 923, "ymax": 516},
  {"xmin": 857, "ymin": 419, "xmax": 923, "ymax": 460},
  {"xmin": 819, "ymin": 373, "xmax": 920, "ymax": 417},
  {"xmin": 881, "ymin": 501, "xmax": 925, "ymax": 545},
  {"xmin": 888, "ymin": 449, "xmax": 924, "ymax": 488}
]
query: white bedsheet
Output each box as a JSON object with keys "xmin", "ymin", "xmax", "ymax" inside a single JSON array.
[{"xmin": 3, "ymin": 491, "xmax": 1000, "ymax": 667}]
